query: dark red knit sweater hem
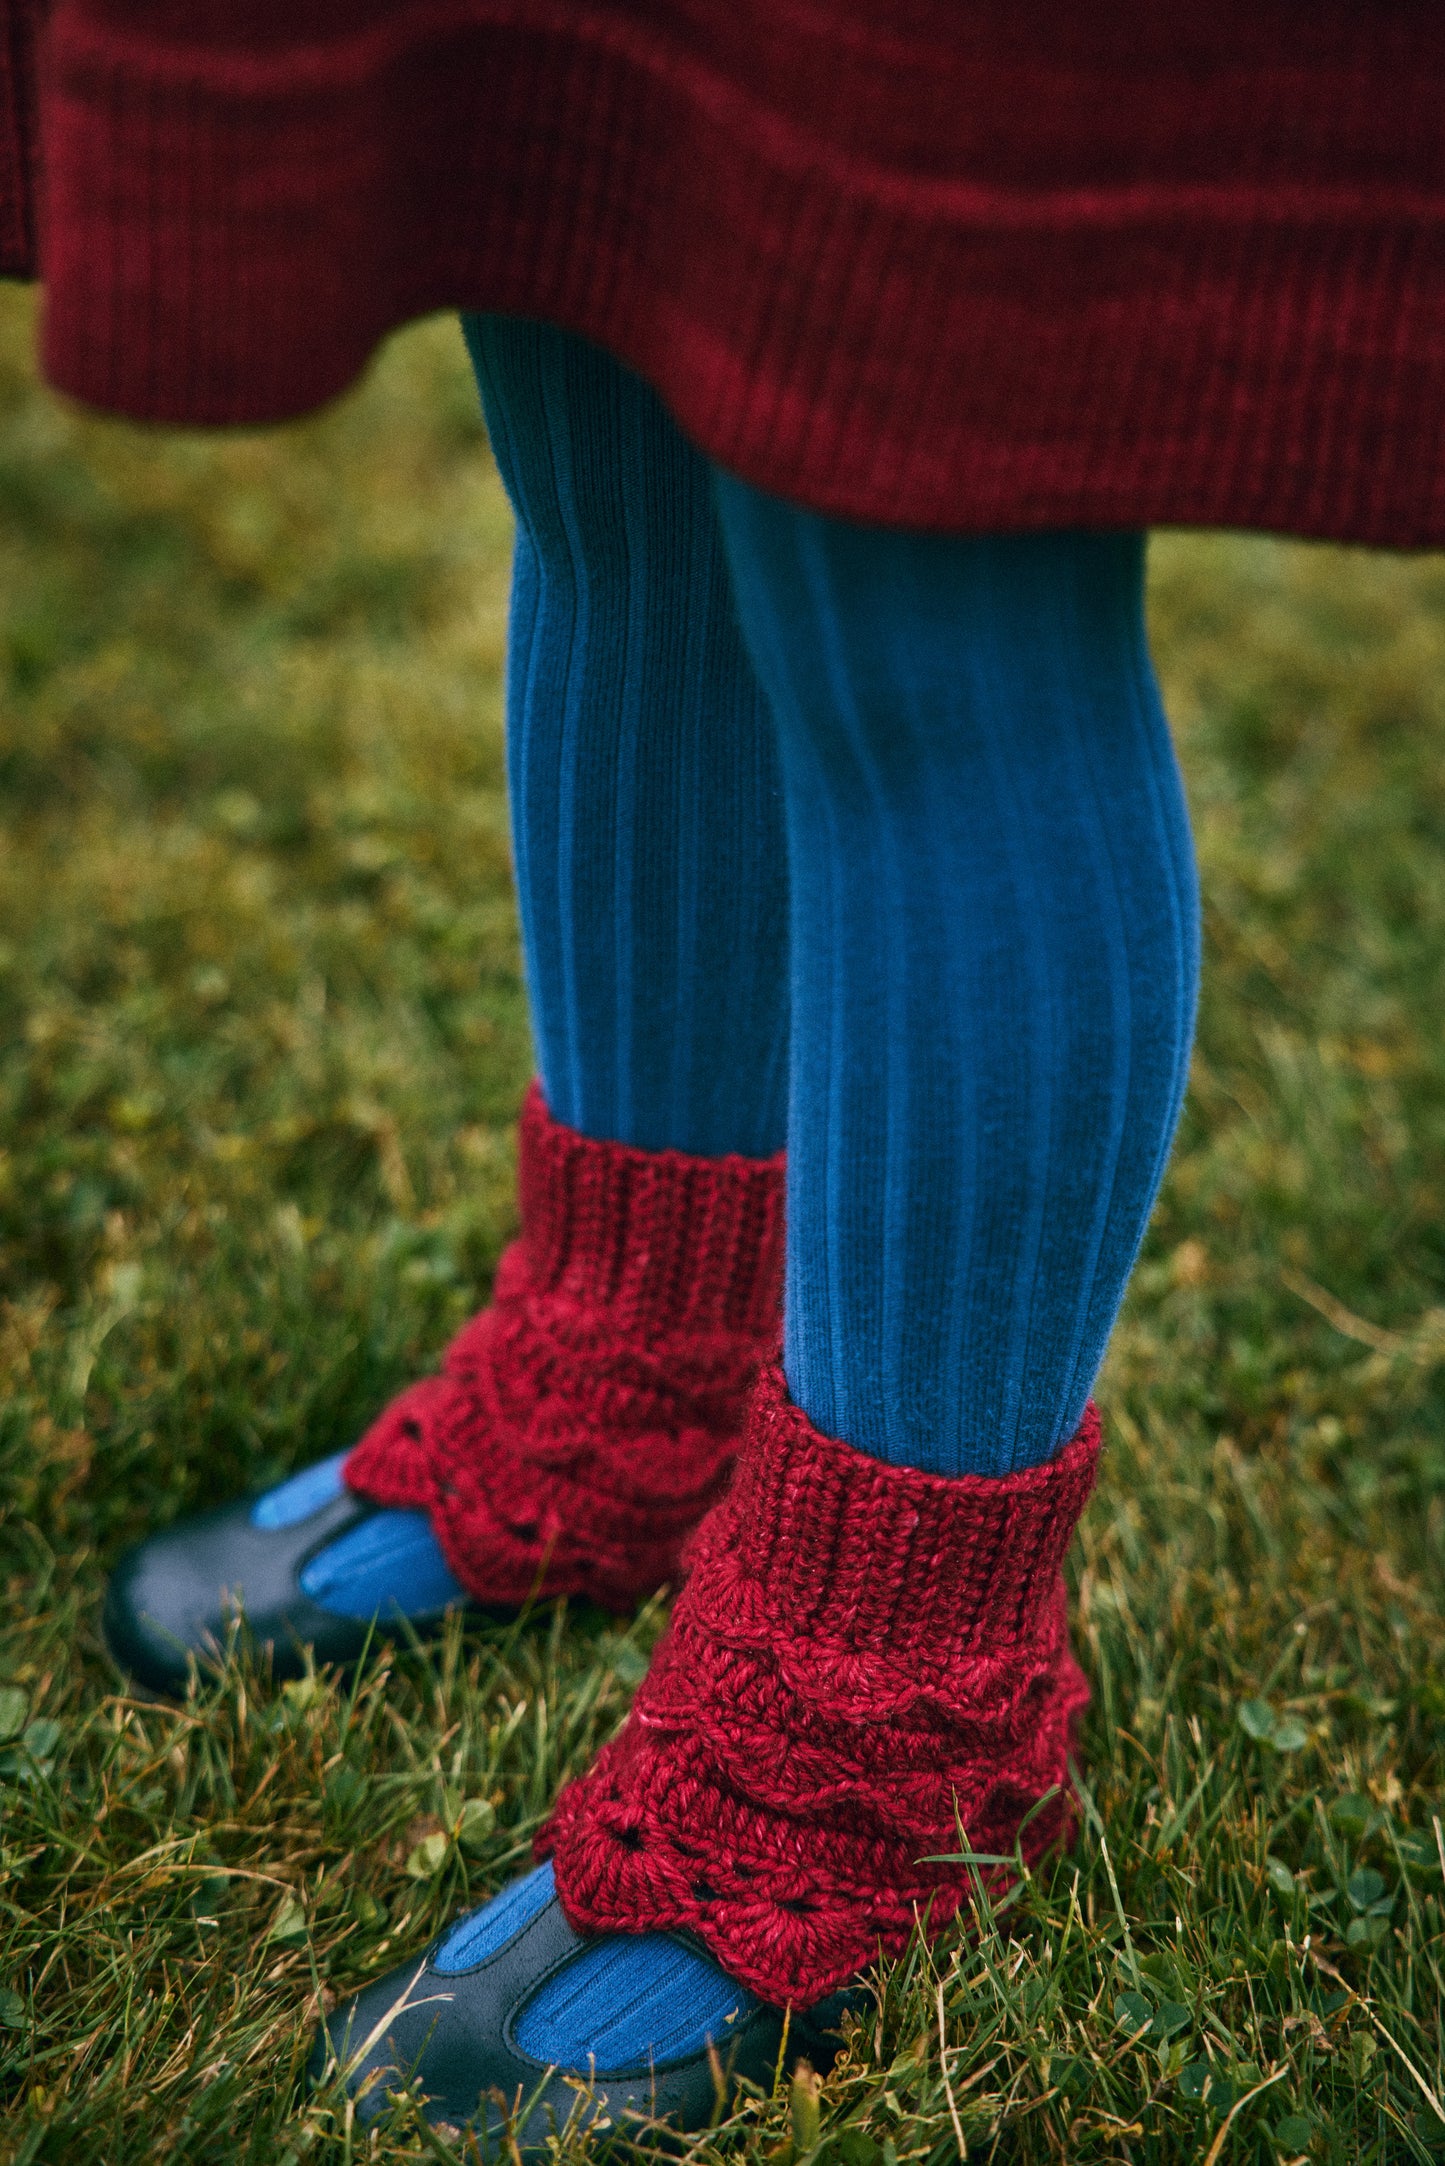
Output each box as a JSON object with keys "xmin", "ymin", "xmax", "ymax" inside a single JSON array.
[
  {"xmin": 343, "ymin": 1084, "xmax": 784, "ymax": 1611},
  {"xmin": 541, "ymin": 1365, "xmax": 1100, "ymax": 2006},
  {"xmin": 8, "ymin": 5, "xmax": 1445, "ymax": 543}
]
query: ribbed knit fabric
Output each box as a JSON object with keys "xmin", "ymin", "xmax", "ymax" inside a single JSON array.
[
  {"xmin": 18, "ymin": 6, "xmax": 1445, "ymax": 544},
  {"xmin": 297, "ymin": 1501, "xmax": 468, "ymax": 1620},
  {"xmin": 432, "ymin": 1860, "xmax": 757, "ymax": 2074},
  {"xmin": 712, "ymin": 501, "xmax": 1199, "ymax": 1476},
  {"xmin": 542, "ymin": 1364, "xmax": 1099, "ymax": 2006},
  {"xmin": 250, "ymin": 1450, "xmax": 467, "ymax": 1620},
  {"xmin": 463, "ymin": 315, "xmax": 788, "ymax": 1159},
  {"xmin": 511, "ymin": 1911, "xmax": 754, "ymax": 2075},
  {"xmin": 343, "ymin": 1086, "xmax": 784, "ymax": 1608},
  {"xmin": 433, "ymin": 1862, "xmax": 557, "ymax": 1974}
]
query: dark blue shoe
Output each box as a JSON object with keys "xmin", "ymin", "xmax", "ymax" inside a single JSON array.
[
  {"xmin": 103, "ymin": 1450, "xmax": 473, "ymax": 1696},
  {"xmin": 312, "ymin": 1861, "xmax": 856, "ymax": 2149}
]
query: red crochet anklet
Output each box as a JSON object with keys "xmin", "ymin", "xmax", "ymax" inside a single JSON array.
[
  {"xmin": 342, "ymin": 1085, "xmax": 784, "ymax": 1610},
  {"xmin": 541, "ymin": 1364, "xmax": 1100, "ymax": 2005}
]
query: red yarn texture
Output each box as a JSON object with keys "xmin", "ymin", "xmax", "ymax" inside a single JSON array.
[
  {"xmin": 7, "ymin": 6, "xmax": 1445, "ymax": 542},
  {"xmin": 343, "ymin": 1085, "xmax": 783, "ymax": 1611},
  {"xmin": 542, "ymin": 1365, "xmax": 1100, "ymax": 2006}
]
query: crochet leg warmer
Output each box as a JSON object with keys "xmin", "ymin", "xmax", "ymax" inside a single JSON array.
[
  {"xmin": 343, "ymin": 1086, "xmax": 784, "ymax": 1610},
  {"xmin": 541, "ymin": 1364, "xmax": 1100, "ymax": 2005}
]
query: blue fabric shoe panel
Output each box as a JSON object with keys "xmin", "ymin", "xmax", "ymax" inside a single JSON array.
[
  {"xmin": 513, "ymin": 1925, "xmax": 757, "ymax": 2074},
  {"xmin": 297, "ymin": 1508, "xmax": 467, "ymax": 1619},
  {"xmin": 251, "ymin": 1450, "xmax": 349, "ymax": 1529},
  {"xmin": 435, "ymin": 1862, "xmax": 558, "ymax": 1973}
]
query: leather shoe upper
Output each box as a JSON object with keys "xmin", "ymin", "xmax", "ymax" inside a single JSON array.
[
  {"xmin": 103, "ymin": 1483, "xmax": 469, "ymax": 1696},
  {"xmin": 313, "ymin": 1876, "xmax": 852, "ymax": 2148}
]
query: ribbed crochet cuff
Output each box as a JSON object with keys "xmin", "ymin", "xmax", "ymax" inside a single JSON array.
[
  {"xmin": 343, "ymin": 1087, "xmax": 784, "ymax": 1608},
  {"xmin": 516, "ymin": 1083, "xmax": 785, "ymax": 1342},
  {"xmin": 728, "ymin": 1365, "xmax": 1100, "ymax": 1655}
]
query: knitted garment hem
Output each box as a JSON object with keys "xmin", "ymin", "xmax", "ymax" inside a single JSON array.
[
  {"xmin": 343, "ymin": 1085, "xmax": 784, "ymax": 1611},
  {"xmin": 8, "ymin": 5, "xmax": 1445, "ymax": 541},
  {"xmin": 541, "ymin": 1365, "xmax": 1099, "ymax": 2006}
]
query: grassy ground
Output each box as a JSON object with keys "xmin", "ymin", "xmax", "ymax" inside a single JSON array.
[{"xmin": 0, "ymin": 285, "xmax": 1443, "ymax": 2164}]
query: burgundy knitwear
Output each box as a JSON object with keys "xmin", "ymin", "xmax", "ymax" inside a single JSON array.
[
  {"xmin": 3, "ymin": 5, "xmax": 1445, "ymax": 543},
  {"xmin": 343, "ymin": 1084, "xmax": 784, "ymax": 1610},
  {"xmin": 541, "ymin": 1364, "xmax": 1100, "ymax": 2006}
]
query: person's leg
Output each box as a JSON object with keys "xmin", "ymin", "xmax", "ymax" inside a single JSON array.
[
  {"xmin": 324, "ymin": 506, "xmax": 1201, "ymax": 2116},
  {"xmin": 105, "ymin": 326, "xmax": 790, "ymax": 1693},
  {"xmin": 538, "ymin": 503, "xmax": 1198, "ymax": 2005},
  {"xmin": 341, "ymin": 325, "xmax": 793, "ymax": 1597},
  {"xmin": 464, "ymin": 314, "xmax": 788, "ymax": 1159},
  {"xmin": 712, "ymin": 496, "xmax": 1198, "ymax": 1476}
]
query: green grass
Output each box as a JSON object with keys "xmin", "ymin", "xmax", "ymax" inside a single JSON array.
[{"xmin": 0, "ymin": 283, "xmax": 1443, "ymax": 2163}]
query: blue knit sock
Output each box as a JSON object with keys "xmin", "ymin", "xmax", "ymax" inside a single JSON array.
[
  {"xmin": 433, "ymin": 1861, "xmax": 756, "ymax": 2074},
  {"xmin": 461, "ymin": 315, "xmax": 789, "ymax": 1159},
  {"xmin": 250, "ymin": 1453, "xmax": 468, "ymax": 1618},
  {"xmin": 713, "ymin": 487, "xmax": 1199, "ymax": 1476}
]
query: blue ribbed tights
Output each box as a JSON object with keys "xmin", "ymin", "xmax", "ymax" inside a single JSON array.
[
  {"xmin": 465, "ymin": 315, "xmax": 1199, "ymax": 1478},
  {"xmin": 462, "ymin": 314, "xmax": 790, "ymax": 1160},
  {"xmin": 712, "ymin": 487, "xmax": 1199, "ymax": 1476}
]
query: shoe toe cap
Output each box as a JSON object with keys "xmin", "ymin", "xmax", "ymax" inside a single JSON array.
[
  {"xmin": 103, "ymin": 1526, "xmax": 225, "ymax": 1694},
  {"xmin": 103, "ymin": 1487, "xmax": 375, "ymax": 1695}
]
